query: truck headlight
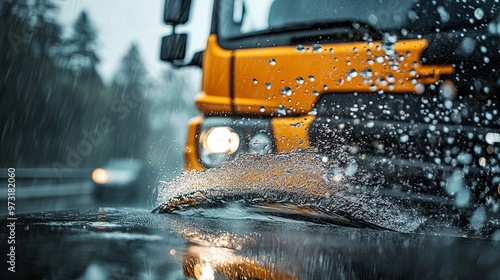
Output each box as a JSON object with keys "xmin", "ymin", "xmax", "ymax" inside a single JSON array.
[
  {"xmin": 197, "ymin": 117, "xmax": 275, "ymax": 168},
  {"xmin": 200, "ymin": 126, "xmax": 240, "ymax": 168},
  {"xmin": 202, "ymin": 127, "xmax": 240, "ymax": 154}
]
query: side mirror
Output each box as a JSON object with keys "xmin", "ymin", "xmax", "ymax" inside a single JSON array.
[
  {"xmin": 164, "ymin": 0, "xmax": 192, "ymax": 25},
  {"xmin": 160, "ymin": 34, "xmax": 187, "ymax": 62}
]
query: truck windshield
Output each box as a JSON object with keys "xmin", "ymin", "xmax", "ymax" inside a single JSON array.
[
  {"xmin": 217, "ymin": 0, "xmax": 500, "ymax": 39},
  {"xmin": 217, "ymin": 0, "xmax": 416, "ymax": 39}
]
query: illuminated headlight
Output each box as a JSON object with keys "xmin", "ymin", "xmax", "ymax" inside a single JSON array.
[
  {"xmin": 203, "ymin": 127, "xmax": 240, "ymax": 154},
  {"xmin": 198, "ymin": 117, "xmax": 275, "ymax": 168},
  {"xmin": 200, "ymin": 127, "xmax": 240, "ymax": 168},
  {"xmin": 92, "ymin": 168, "xmax": 110, "ymax": 185}
]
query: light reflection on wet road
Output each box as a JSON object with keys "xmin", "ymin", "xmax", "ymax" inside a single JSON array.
[{"xmin": 1, "ymin": 208, "xmax": 499, "ymax": 279}]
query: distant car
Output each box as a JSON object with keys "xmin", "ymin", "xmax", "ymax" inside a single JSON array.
[{"xmin": 92, "ymin": 158, "xmax": 147, "ymax": 204}]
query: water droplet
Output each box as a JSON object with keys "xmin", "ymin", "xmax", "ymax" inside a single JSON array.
[
  {"xmin": 266, "ymin": 82, "xmax": 272, "ymax": 90},
  {"xmin": 400, "ymin": 134, "xmax": 409, "ymax": 143},
  {"xmin": 296, "ymin": 44, "xmax": 305, "ymax": 52},
  {"xmin": 353, "ymin": 47, "xmax": 358, "ymax": 53},
  {"xmin": 259, "ymin": 106, "xmax": 265, "ymax": 113},
  {"xmin": 312, "ymin": 44, "xmax": 322, "ymax": 52},
  {"xmin": 278, "ymin": 104, "xmax": 287, "ymax": 115},
  {"xmin": 437, "ymin": 6, "xmax": 450, "ymax": 23},
  {"xmin": 308, "ymin": 75, "xmax": 315, "ymax": 82},
  {"xmin": 386, "ymin": 74, "xmax": 395, "ymax": 83},
  {"xmin": 296, "ymin": 76, "xmax": 304, "ymax": 85},
  {"xmin": 474, "ymin": 8, "xmax": 484, "ymax": 20},
  {"xmin": 360, "ymin": 69, "xmax": 372, "ymax": 79},
  {"xmin": 312, "ymin": 90, "xmax": 319, "ymax": 96},
  {"xmin": 323, "ymin": 84, "xmax": 328, "ymax": 90},
  {"xmin": 382, "ymin": 33, "xmax": 398, "ymax": 56},
  {"xmin": 376, "ymin": 77, "xmax": 388, "ymax": 86},
  {"xmin": 347, "ymin": 69, "xmax": 358, "ymax": 78},
  {"xmin": 268, "ymin": 58, "xmax": 276, "ymax": 66},
  {"xmin": 415, "ymin": 83, "xmax": 425, "ymax": 95},
  {"xmin": 253, "ymin": 78, "xmax": 258, "ymax": 84},
  {"xmin": 281, "ymin": 86, "xmax": 292, "ymax": 96},
  {"xmin": 367, "ymin": 59, "xmax": 374, "ymax": 65},
  {"xmin": 376, "ymin": 56, "xmax": 384, "ymax": 63}
]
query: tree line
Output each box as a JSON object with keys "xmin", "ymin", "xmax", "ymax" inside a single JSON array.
[{"xmin": 0, "ymin": 0, "xmax": 151, "ymax": 168}]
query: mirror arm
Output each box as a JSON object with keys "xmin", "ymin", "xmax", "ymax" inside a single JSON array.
[{"xmin": 171, "ymin": 51, "xmax": 203, "ymax": 68}]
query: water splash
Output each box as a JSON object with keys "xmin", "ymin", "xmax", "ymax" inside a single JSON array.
[{"xmin": 155, "ymin": 152, "xmax": 425, "ymax": 233}]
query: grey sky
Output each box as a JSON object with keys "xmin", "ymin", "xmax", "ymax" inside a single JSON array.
[{"xmin": 57, "ymin": 0, "xmax": 212, "ymax": 82}]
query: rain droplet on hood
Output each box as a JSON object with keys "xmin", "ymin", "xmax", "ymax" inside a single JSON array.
[
  {"xmin": 266, "ymin": 82, "xmax": 272, "ymax": 90},
  {"xmin": 269, "ymin": 58, "xmax": 276, "ymax": 66},
  {"xmin": 253, "ymin": 78, "xmax": 258, "ymax": 84},
  {"xmin": 360, "ymin": 69, "xmax": 373, "ymax": 79},
  {"xmin": 312, "ymin": 44, "xmax": 322, "ymax": 52},
  {"xmin": 281, "ymin": 86, "xmax": 292, "ymax": 96},
  {"xmin": 296, "ymin": 76, "xmax": 305, "ymax": 85},
  {"xmin": 308, "ymin": 75, "xmax": 315, "ymax": 82},
  {"xmin": 386, "ymin": 74, "xmax": 395, "ymax": 83},
  {"xmin": 278, "ymin": 104, "xmax": 287, "ymax": 115},
  {"xmin": 346, "ymin": 69, "xmax": 358, "ymax": 81},
  {"xmin": 296, "ymin": 44, "xmax": 305, "ymax": 52},
  {"xmin": 382, "ymin": 33, "xmax": 397, "ymax": 56}
]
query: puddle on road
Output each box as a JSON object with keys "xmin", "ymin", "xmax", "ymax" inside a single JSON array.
[{"xmin": 155, "ymin": 152, "xmax": 429, "ymax": 233}]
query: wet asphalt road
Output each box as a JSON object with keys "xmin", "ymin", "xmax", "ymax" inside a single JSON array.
[{"xmin": 1, "ymin": 207, "xmax": 499, "ymax": 280}]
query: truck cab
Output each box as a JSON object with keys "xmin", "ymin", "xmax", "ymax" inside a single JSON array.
[{"xmin": 161, "ymin": 0, "xmax": 499, "ymax": 216}]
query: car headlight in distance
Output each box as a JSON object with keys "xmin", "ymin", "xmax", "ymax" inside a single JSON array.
[{"xmin": 92, "ymin": 168, "xmax": 110, "ymax": 185}]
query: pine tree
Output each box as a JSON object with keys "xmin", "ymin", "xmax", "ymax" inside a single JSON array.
[
  {"xmin": 65, "ymin": 10, "xmax": 100, "ymax": 77},
  {"xmin": 109, "ymin": 43, "xmax": 150, "ymax": 159}
]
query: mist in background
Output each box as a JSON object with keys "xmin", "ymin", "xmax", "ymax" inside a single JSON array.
[{"xmin": 0, "ymin": 0, "xmax": 205, "ymax": 192}]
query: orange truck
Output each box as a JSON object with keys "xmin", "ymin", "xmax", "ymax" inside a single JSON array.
[{"xmin": 160, "ymin": 0, "xmax": 499, "ymax": 212}]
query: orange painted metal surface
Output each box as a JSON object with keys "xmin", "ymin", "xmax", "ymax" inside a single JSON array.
[
  {"xmin": 271, "ymin": 116, "xmax": 314, "ymax": 152},
  {"xmin": 184, "ymin": 116, "xmax": 204, "ymax": 170},
  {"xmin": 232, "ymin": 39, "xmax": 453, "ymax": 116},
  {"xmin": 189, "ymin": 35, "xmax": 455, "ymax": 170},
  {"xmin": 196, "ymin": 36, "xmax": 233, "ymax": 115}
]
